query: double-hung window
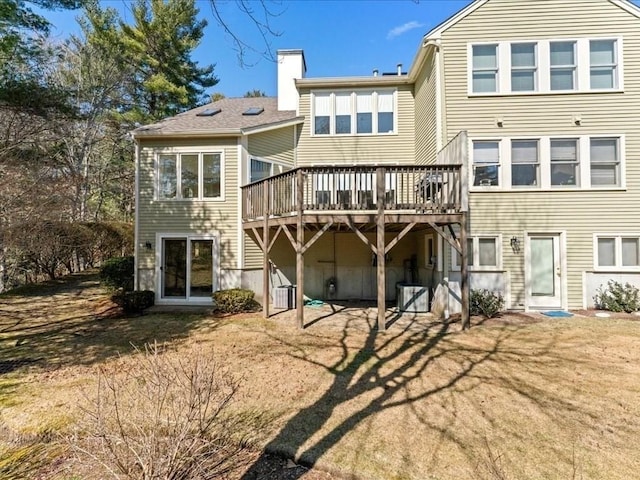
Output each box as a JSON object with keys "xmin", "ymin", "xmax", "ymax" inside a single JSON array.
[
  {"xmin": 249, "ymin": 159, "xmax": 273, "ymax": 183},
  {"xmin": 335, "ymin": 93, "xmax": 352, "ymax": 134},
  {"xmin": 550, "ymin": 139, "xmax": 579, "ymax": 187},
  {"xmin": 158, "ymin": 153, "xmax": 222, "ymax": 200},
  {"xmin": 473, "ymin": 141, "xmax": 500, "ymax": 187},
  {"xmin": 596, "ymin": 235, "xmax": 640, "ymax": 269},
  {"xmin": 452, "ymin": 236, "xmax": 501, "ymax": 271},
  {"xmin": 377, "ymin": 92, "xmax": 394, "ymax": 133},
  {"xmin": 550, "ymin": 41, "xmax": 576, "ymax": 90},
  {"xmin": 472, "ymin": 44, "xmax": 498, "ymax": 93},
  {"xmin": 590, "ymin": 138, "xmax": 619, "ymax": 186},
  {"xmin": 511, "ymin": 43, "xmax": 537, "ymax": 92},
  {"xmin": 314, "ymin": 93, "xmax": 331, "ymax": 135},
  {"xmin": 511, "ymin": 140, "xmax": 539, "ymax": 187},
  {"xmin": 590, "ymin": 40, "xmax": 618, "ymax": 89},
  {"xmin": 356, "ymin": 92, "xmax": 373, "ymax": 134}
]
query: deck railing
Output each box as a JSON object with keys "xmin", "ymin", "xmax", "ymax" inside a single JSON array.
[{"xmin": 241, "ymin": 164, "xmax": 466, "ymax": 221}]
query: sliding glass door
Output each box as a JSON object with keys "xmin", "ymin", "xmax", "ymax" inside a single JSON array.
[{"xmin": 161, "ymin": 236, "xmax": 217, "ymax": 302}]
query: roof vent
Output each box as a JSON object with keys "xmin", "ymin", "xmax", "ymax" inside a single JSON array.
[
  {"xmin": 196, "ymin": 108, "xmax": 221, "ymax": 117},
  {"xmin": 243, "ymin": 107, "xmax": 265, "ymax": 116}
]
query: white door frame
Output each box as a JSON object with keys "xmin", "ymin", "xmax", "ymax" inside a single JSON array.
[
  {"xmin": 155, "ymin": 232, "xmax": 220, "ymax": 305},
  {"xmin": 524, "ymin": 231, "xmax": 568, "ymax": 311}
]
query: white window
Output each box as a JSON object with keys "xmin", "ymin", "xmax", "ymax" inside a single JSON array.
[
  {"xmin": 590, "ymin": 39, "xmax": 617, "ymax": 89},
  {"xmin": 312, "ymin": 90, "xmax": 396, "ymax": 136},
  {"xmin": 511, "ymin": 43, "xmax": 537, "ymax": 92},
  {"xmin": 511, "ymin": 140, "xmax": 539, "ymax": 187},
  {"xmin": 469, "ymin": 37, "xmax": 622, "ymax": 95},
  {"xmin": 250, "ymin": 158, "xmax": 273, "ymax": 183},
  {"xmin": 595, "ymin": 235, "xmax": 640, "ymax": 269},
  {"xmin": 158, "ymin": 153, "xmax": 222, "ymax": 200},
  {"xmin": 550, "ymin": 41, "xmax": 576, "ymax": 90},
  {"xmin": 590, "ymin": 138, "xmax": 620, "ymax": 187},
  {"xmin": 473, "ymin": 141, "xmax": 500, "ymax": 187},
  {"xmin": 550, "ymin": 139, "xmax": 579, "ymax": 187},
  {"xmin": 472, "ymin": 44, "xmax": 498, "ymax": 93},
  {"xmin": 452, "ymin": 235, "xmax": 501, "ymax": 271}
]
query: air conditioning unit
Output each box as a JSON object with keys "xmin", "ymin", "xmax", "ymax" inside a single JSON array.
[
  {"xmin": 274, "ymin": 285, "xmax": 296, "ymax": 309},
  {"xmin": 397, "ymin": 284, "xmax": 429, "ymax": 313}
]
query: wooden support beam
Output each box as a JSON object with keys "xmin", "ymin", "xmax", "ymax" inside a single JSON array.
[
  {"xmin": 344, "ymin": 218, "xmax": 377, "ymax": 254},
  {"xmin": 447, "ymin": 224, "xmax": 461, "ymax": 251},
  {"xmin": 376, "ymin": 168, "xmax": 386, "ymax": 332},
  {"xmin": 296, "ymin": 169, "xmax": 304, "ymax": 329},
  {"xmin": 460, "ymin": 213, "xmax": 470, "ymax": 330},
  {"xmin": 385, "ymin": 222, "xmax": 417, "ymax": 255},
  {"xmin": 267, "ymin": 226, "xmax": 282, "ymax": 253},
  {"xmin": 429, "ymin": 222, "xmax": 461, "ymax": 254},
  {"xmin": 251, "ymin": 227, "xmax": 264, "ymax": 251},
  {"xmin": 281, "ymin": 225, "xmax": 297, "ymax": 250},
  {"xmin": 263, "ymin": 182, "xmax": 270, "ymax": 319},
  {"xmin": 301, "ymin": 221, "xmax": 333, "ymax": 254}
]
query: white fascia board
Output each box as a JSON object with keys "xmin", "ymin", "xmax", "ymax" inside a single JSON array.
[
  {"xmin": 422, "ymin": 0, "xmax": 488, "ymax": 41},
  {"xmin": 241, "ymin": 117, "xmax": 305, "ymax": 135},
  {"xmin": 296, "ymin": 76, "xmax": 410, "ymax": 88},
  {"xmin": 132, "ymin": 129, "xmax": 241, "ymax": 139},
  {"xmin": 609, "ymin": 0, "xmax": 640, "ymax": 18}
]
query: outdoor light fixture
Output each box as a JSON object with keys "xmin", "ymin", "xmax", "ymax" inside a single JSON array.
[
  {"xmin": 144, "ymin": 241, "xmax": 153, "ymax": 251},
  {"xmin": 510, "ymin": 236, "xmax": 521, "ymax": 253}
]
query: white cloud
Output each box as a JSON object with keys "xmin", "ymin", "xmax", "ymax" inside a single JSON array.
[{"xmin": 387, "ymin": 21, "xmax": 424, "ymax": 40}]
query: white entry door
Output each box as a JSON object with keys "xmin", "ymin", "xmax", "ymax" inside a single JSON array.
[{"xmin": 527, "ymin": 234, "xmax": 563, "ymax": 309}]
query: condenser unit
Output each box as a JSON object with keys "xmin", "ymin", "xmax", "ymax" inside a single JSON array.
[{"xmin": 397, "ymin": 284, "xmax": 429, "ymax": 313}]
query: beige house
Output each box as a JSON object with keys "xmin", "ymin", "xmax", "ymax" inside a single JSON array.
[{"xmin": 133, "ymin": 0, "xmax": 640, "ymax": 324}]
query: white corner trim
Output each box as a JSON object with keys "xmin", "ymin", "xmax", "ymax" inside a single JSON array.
[{"xmin": 134, "ymin": 140, "xmax": 140, "ymax": 290}]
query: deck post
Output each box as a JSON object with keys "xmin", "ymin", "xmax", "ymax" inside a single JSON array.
[
  {"xmin": 296, "ymin": 169, "xmax": 304, "ymax": 329},
  {"xmin": 460, "ymin": 212, "xmax": 470, "ymax": 330},
  {"xmin": 262, "ymin": 181, "xmax": 270, "ymax": 318},
  {"xmin": 376, "ymin": 167, "xmax": 386, "ymax": 331}
]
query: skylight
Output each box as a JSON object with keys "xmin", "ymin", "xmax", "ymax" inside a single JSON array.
[
  {"xmin": 196, "ymin": 108, "xmax": 221, "ymax": 117},
  {"xmin": 242, "ymin": 107, "xmax": 264, "ymax": 116}
]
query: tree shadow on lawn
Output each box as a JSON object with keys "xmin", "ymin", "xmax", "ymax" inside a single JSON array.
[
  {"xmin": 0, "ymin": 273, "xmax": 219, "ymax": 371},
  {"xmin": 240, "ymin": 315, "xmax": 621, "ymax": 480}
]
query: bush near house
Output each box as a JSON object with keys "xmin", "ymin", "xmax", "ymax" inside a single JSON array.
[
  {"xmin": 470, "ymin": 289, "xmax": 505, "ymax": 319},
  {"xmin": 99, "ymin": 256, "xmax": 134, "ymax": 292},
  {"xmin": 595, "ymin": 280, "xmax": 640, "ymax": 313},
  {"xmin": 112, "ymin": 290, "xmax": 155, "ymax": 314},
  {"xmin": 212, "ymin": 289, "xmax": 260, "ymax": 313}
]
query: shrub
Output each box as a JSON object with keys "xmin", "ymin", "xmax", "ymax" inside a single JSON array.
[
  {"xmin": 595, "ymin": 280, "xmax": 640, "ymax": 313},
  {"xmin": 470, "ymin": 289, "xmax": 504, "ymax": 319},
  {"xmin": 71, "ymin": 344, "xmax": 245, "ymax": 479},
  {"xmin": 112, "ymin": 290, "xmax": 155, "ymax": 314},
  {"xmin": 100, "ymin": 256, "xmax": 134, "ymax": 292},
  {"xmin": 212, "ymin": 288, "xmax": 259, "ymax": 313}
]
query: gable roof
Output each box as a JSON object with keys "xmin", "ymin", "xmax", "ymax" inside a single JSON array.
[{"xmin": 132, "ymin": 97, "xmax": 302, "ymax": 139}]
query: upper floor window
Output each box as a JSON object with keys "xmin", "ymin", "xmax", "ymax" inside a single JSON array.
[
  {"xmin": 472, "ymin": 44, "xmax": 498, "ymax": 93},
  {"xmin": 469, "ymin": 37, "xmax": 622, "ymax": 95},
  {"xmin": 471, "ymin": 135, "xmax": 624, "ymax": 190},
  {"xmin": 550, "ymin": 41, "xmax": 576, "ymax": 90},
  {"xmin": 590, "ymin": 39, "xmax": 618, "ymax": 89},
  {"xmin": 511, "ymin": 43, "xmax": 537, "ymax": 92},
  {"xmin": 158, "ymin": 153, "xmax": 222, "ymax": 200},
  {"xmin": 590, "ymin": 138, "xmax": 620, "ymax": 186},
  {"xmin": 312, "ymin": 90, "xmax": 396, "ymax": 136}
]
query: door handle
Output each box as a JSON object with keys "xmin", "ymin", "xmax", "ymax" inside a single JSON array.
[{"xmin": 556, "ymin": 267, "xmax": 561, "ymax": 277}]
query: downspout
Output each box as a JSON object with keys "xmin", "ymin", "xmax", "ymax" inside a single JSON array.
[{"xmin": 424, "ymin": 38, "xmax": 444, "ymax": 150}]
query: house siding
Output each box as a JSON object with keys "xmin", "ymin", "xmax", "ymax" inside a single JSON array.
[
  {"xmin": 296, "ymin": 84, "xmax": 415, "ymax": 166},
  {"xmin": 440, "ymin": 0, "xmax": 640, "ymax": 308},
  {"xmin": 414, "ymin": 49, "xmax": 439, "ymax": 165},
  {"xmin": 244, "ymin": 126, "xmax": 297, "ymax": 269},
  {"xmin": 136, "ymin": 137, "xmax": 241, "ymax": 292}
]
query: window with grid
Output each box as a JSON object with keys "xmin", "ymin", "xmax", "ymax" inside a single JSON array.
[
  {"xmin": 511, "ymin": 43, "xmax": 537, "ymax": 92},
  {"xmin": 550, "ymin": 41, "xmax": 576, "ymax": 90},
  {"xmin": 590, "ymin": 138, "xmax": 619, "ymax": 186},
  {"xmin": 158, "ymin": 153, "xmax": 222, "ymax": 200},
  {"xmin": 473, "ymin": 141, "xmax": 500, "ymax": 187},
  {"xmin": 550, "ymin": 139, "xmax": 579, "ymax": 187},
  {"xmin": 590, "ymin": 40, "xmax": 617, "ymax": 89},
  {"xmin": 511, "ymin": 140, "xmax": 539, "ymax": 187},
  {"xmin": 472, "ymin": 44, "xmax": 498, "ymax": 93}
]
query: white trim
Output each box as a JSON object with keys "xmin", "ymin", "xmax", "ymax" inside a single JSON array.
[
  {"xmin": 593, "ymin": 233, "xmax": 640, "ymax": 272},
  {"xmin": 451, "ymin": 234, "xmax": 503, "ymax": 272},
  {"xmin": 467, "ymin": 37, "xmax": 624, "ymax": 96},
  {"xmin": 155, "ymin": 151, "xmax": 226, "ymax": 201},
  {"xmin": 155, "ymin": 232, "xmax": 220, "ymax": 305},
  {"xmin": 133, "ymin": 140, "xmax": 140, "ymax": 290},
  {"xmin": 582, "ymin": 271, "xmax": 588, "ymax": 310},
  {"xmin": 435, "ymin": 43, "xmax": 444, "ymax": 151},
  {"xmin": 524, "ymin": 231, "xmax": 567, "ymax": 311},
  {"xmin": 238, "ymin": 137, "xmax": 248, "ymax": 270},
  {"xmin": 423, "ymin": 0, "xmax": 489, "ymax": 41},
  {"xmin": 610, "ymin": 0, "xmax": 640, "ymax": 17},
  {"xmin": 469, "ymin": 134, "xmax": 626, "ymax": 192},
  {"xmin": 310, "ymin": 88, "xmax": 398, "ymax": 137}
]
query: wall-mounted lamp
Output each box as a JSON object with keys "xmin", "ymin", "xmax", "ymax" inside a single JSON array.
[
  {"xmin": 510, "ymin": 236, "xmax": 521, "ymax": 253},
  {"xmin": 144, "ymin": 241, "xmax": 153, "ymax": 251},
  {"xmin": 573, "ymin": 114, "xmax": 582, "ymax": 126},
  {"xmin": 495, "ymin": 116, "xmax": 504, "ymax": 127}
]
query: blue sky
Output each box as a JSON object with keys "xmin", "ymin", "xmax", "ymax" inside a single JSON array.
[{"xmin": 41, "ymin": 0, "xmax": 471, "ymax": 98}]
